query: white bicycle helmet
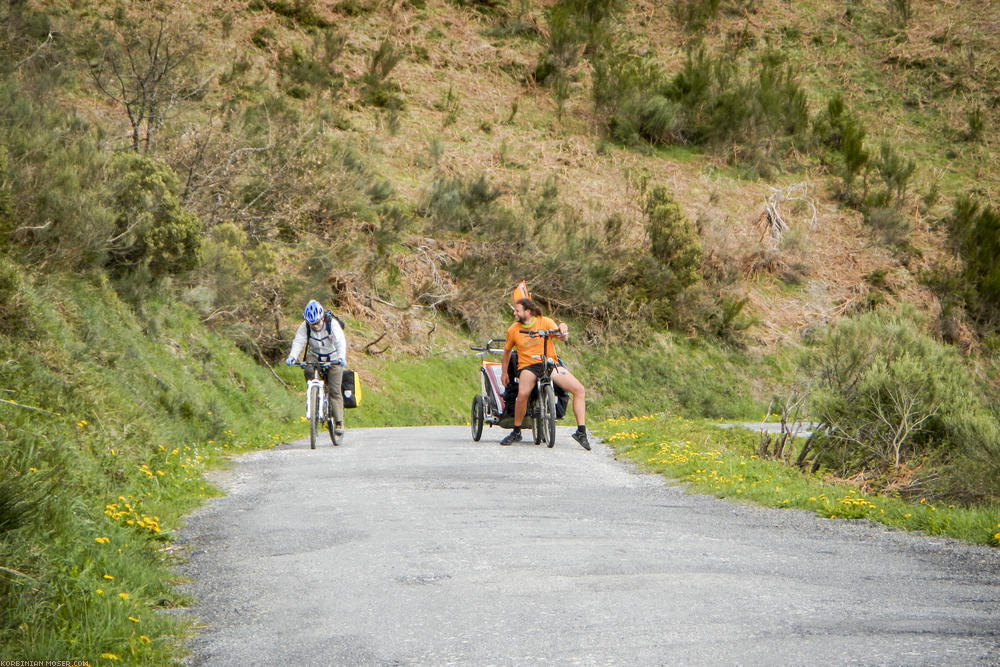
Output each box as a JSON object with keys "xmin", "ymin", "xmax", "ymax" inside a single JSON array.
[{"xmin": 303, "ymin": 300, "xmax": 324, "ymax": 324}]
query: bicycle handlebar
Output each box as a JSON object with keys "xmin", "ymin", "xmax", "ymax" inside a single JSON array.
[
  {"xmin": 294, "ymin": 360, "xmax": 337, "ymax": 369},
  {"xmin": 518, "ymin": 328, "xmax": 563, "ymax": 338},
  {"xmin": 470, "ymin": 337, "xmax": 504, "ymax": 354}
]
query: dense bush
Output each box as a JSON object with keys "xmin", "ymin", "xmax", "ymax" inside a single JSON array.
[
  {"xmin": 0, "ymin": 80, "xmax": 116, "ymax": 271},
  {"xmin": 106, "ymin": 152, "xmax": 204, "ymax": 281},
  {"xmin": 600, "ymin": 47, "xmax": 810, "ymax": 171},
  {"xmin": 799, "ymin": 310, "xmax": 1000, "ymax": 502},
  {"xmin": 946, "ymin": 195, "xmax": 1000, "ymax": 336}
]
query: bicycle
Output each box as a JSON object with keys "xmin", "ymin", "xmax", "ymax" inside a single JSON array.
[
  {"xmin": 294, "ymin": 361, "xmax": 342, "ymax": 449},
  {"xmin": 518, "ymin": 328, "xmax": 561, "ymax": 448}
]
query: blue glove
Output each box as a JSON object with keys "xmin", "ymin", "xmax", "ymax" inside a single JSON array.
[
  {"xmin": 285, "ymin": 356, "xmax": 296, "ymax": 366},
  {"xmin": 339, "ymin": 359, "xmax": 346, "ymax": 367}
]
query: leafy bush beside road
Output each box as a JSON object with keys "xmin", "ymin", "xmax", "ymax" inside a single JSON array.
[{"xmin": 798, "ymin": 310, "xmax": 1000, "ymax": 503}]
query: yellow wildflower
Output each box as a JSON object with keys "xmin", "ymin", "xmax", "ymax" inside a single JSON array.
[
  {"xmin": 95, "ymin": 537, "xmax": 110, "ymax": 545},
  {"xmin": 140, "ymin": 635, "xmax": 151, "ymax": 644},
  {"xmin": 118, "ymin": 592, "xmax": 129, "ymax": 600},
  {"xmin": 101, "ymin": 654, "xmax": 119, "ymax": 661},
  {"xmin": 103, "ymin": 574, "xmax": 114, "ymax": 580},
  {"xmin": 129, "ymin": 616, "xmax": 140, "ymax": 623}
]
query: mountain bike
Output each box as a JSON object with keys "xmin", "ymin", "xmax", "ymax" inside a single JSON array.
[
  {"xmin": 519, "ymin": 328, "xmax": 561, "ymax": 448},
  {"xmin": 295, "ymin": 361, "xmax": 341, "ymax": 449}
]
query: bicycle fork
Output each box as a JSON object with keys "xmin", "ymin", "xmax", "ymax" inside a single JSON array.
[{"xmin": 305, "ymin": 379, "xmax": 329, "ymax": 421}]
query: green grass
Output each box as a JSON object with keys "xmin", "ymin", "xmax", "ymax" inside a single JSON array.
[
  {"xmin": 578, "ymin": 333, "xmax": 785, "ymax": 421},
  {"xmin": 0, "ymin": 275, "xmax": 301, "ymax": 663},
  {"xmin": 275, "ymin": 352, "xmax": 474, "ymax": 433},
  {"xmin": 595, "ymin": 413, "xmax": 1000, "ymax": 548}
]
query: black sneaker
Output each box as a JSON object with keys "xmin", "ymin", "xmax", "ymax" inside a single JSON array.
[
  {"xmin": 500, "ymin": 430, "xmax": 522, "ymax": 446},
  {"xmin": 571, "ymin": 430, "xmax": 591, "ymax": 451},
  {"xmin": 334, "ymin": 422, "xmax": 345, "ymax": 436}
]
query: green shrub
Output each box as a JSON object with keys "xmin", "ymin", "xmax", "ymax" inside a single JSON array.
[
  {"xmin": 0, "ymin": 80, "xmax": 115, "ymax": 271},
  {"xmin": 422, "ymin": 173, "xmax": 508, "ymax": 234},
  {"xmin": 644, "ymin": 186, "xmax": 702, "ymax": 289},
  {"xmin": 105, "ymin": 153, "xmax": 204, "ymax": 281},
  {"xmin": 535, "ymin": 0, "xmax": 623, "ymax": 95},
  {"xmin": 265, "ymin": 0, "xmax": 331, "ymax": 27},
  {"xmin": 864, "ymin": 206, "xmax": 911, "ymax": 248},
  {"xmin": 671, "ymin": 0, "xmax": 722, "ymax": 31},
  {"xmin": 872, "ymin": 141, "xmax": 915, "ymax": 204},
  {"xmin": 604, "ymin": 46, "xmax": 809, "ymax": 170},
  {"xmin": 360, "ymin": 39, "xmax": 404, "ymax": 109},
  {"xmin": 799, "ymin": 309, "xmax": 1000, "ymax": 502},
  {"xmin": 964, "ymin": 105, "xmax": 985, "ymax": 142},
  {"xmin": 946, "ymin": 195, "xmax": 1000, "ymax": 334},
  {"xmin": 813, "ymin": 94, "xmax": 870, "ymax": 196}
]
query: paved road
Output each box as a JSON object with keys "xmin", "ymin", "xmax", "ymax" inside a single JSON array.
[{"xmin": 177, "ymin": 426, "xmax": 1000, "ymax": 666}]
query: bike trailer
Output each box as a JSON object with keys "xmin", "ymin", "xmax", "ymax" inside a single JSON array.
[
  {"xmin": 482, "ymin": 361, "xmax": 505, "ymax": 415},
  {"xmin": 341, "ymin": 369, "xmax": 362, "ymax": 409}
]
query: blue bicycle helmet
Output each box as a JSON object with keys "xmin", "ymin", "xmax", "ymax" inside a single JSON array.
[{"xmin": 303, "ymin": 300, "xmax": 324, "ymax": 324}]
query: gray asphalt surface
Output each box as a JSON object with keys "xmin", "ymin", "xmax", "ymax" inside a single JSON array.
[{"xmin": 176, "ymin": 425, "xmax": 1000, "ymax": 666}]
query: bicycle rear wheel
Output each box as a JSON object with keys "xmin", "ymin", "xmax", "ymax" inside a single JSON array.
[
  {"xmin": 308, "ymin": 384, "xmax": 321, "ymax": 450},
  {"xmin": 541, "ymin": 383, "xmax": 556, "ymax": 448},
  {"xmin": 326, "ymin": 416, "xmax": 340, "ymax": 446},
  {"xmin": 471, "ymin": 395, "xmax": 485, "ymax": 441}
]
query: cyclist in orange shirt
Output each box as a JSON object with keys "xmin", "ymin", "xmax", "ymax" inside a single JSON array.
[{"xmin": 500, "ymin": 298, "xmax": 590, "ymax": 450}]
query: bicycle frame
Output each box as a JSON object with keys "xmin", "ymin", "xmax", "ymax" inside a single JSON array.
[
  {"xmin": 518, "ymin": 328, "xmax": 561, "ymax": 447},
  {"xmin": 295, "ymin": 361, "xmax": 337, "ymax": 448},
  {"xmin": 305, "ymin": 376, "xmax": 329, "ymax": 422}
]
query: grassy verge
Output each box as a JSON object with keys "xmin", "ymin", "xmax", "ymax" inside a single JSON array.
[
  {"xmin": 0, "ymin": 276, "xmax": 302, "ymax": 663},
  {"xmin": 578, "ymin": 334, "xmax": 784, "ymax": 420},
  {"xmin": 595, "ymin": 413, "xmax": 1000, "ymax": 548}
]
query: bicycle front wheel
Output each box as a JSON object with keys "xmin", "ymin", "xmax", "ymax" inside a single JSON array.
[
  {"xmin": 308, "ymin": 384, "xmax": 321, "ymax": 450},
  {"xmin": 541, "ymin": 383, "xmax": 557, "ymax": 448}
]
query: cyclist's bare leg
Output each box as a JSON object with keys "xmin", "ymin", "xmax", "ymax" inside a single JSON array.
[
  {"xmin": 513, "ymin": 369, "xmax": 537, "ymax": 427},
  {"xmin": 552, "ymin": 370, "xmax": 586, "ymax": 426}
]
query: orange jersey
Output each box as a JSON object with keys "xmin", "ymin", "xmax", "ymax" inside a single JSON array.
[{"xmin": 505, "ymin": 316, "xmax": 559, "ymax": 370}]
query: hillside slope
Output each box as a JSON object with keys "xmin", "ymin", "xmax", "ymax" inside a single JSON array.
[{"xmin": 8, "ymin": 0, "xmax": 996, "ymax": 351}]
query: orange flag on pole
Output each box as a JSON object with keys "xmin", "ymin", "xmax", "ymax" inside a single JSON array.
[{"xmin": 512, "ymin": 280, "xmax": 530, "ymax": 304}]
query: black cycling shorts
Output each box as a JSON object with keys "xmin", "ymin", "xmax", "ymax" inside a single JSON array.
[
  {"xmin": 521, "ymin": 360, "xmax": 565, "ymax": 379},
  {"xmin": 519, "ymin": 363, "xmax": 547, "ymax": 379}
]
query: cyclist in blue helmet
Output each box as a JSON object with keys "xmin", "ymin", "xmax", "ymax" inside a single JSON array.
[{"xmin": 286, "ymin": 299, "xmax": 348, "ymax": 437}]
